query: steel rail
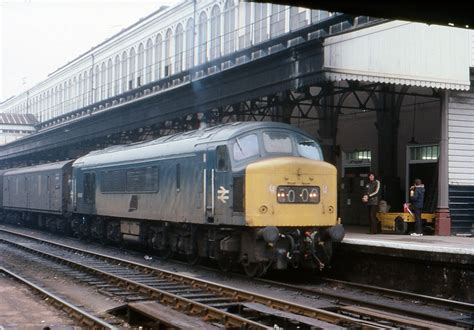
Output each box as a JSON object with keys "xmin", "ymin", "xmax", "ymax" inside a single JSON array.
[
  {"xmin": 254, "ymin": 277, "xmax": 473, "ymax": 328},
  {"xmin": 0, "ymin": 228, "xmax": 382, "ymax": 329},
  {"xmin": 0, "ymin": 266, "xmax": 117, "ymax": 330},
  {"xmin": 0, "ymin": 236, "xmax": 268, "ymax": 329},
  {"xmin": 322, "ymin": 277, "xmax": 474, "ymax": 311}
]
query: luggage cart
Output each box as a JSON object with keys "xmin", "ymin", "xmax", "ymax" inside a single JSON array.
[{"xmin": 376, "ymin": 212, "xmax": 436, "ymax": 234}]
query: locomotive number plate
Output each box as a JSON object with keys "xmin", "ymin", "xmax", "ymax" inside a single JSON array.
[{"xmin": 276, "ymin": 186, "xmax": 320, "ymax": 204}]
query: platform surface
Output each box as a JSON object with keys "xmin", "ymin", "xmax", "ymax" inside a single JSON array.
[{"xmin": 342, "ymin": 225, "xmax": 474, "ymax": 256}]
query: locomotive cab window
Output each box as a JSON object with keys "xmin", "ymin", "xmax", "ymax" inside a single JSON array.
[
  {"xmin": 216, "ymin": 145, "xmax": 230, "ymax": 171},
  {"xmin": 296, "ymin": 134, "xmax": 323, "ymax": 160},
  {"xmin": 263, "ymin": 131, "xmax": 292, "ymax": 154},
  {"xmin": 233, "ymin": 134, "xmax": 259, "ymax": 161},
  {"xmin": 83, "ymin": 172, "xmax": 96, "ymax": 203}
]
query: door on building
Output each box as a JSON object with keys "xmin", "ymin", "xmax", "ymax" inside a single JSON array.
[
  {"xmin": 340, "ymin": 150, "xmax": 372, "ymax": 226},
  {"xmin": 406, "ymin": 144, "xmax": 439, "ymax": 212}
]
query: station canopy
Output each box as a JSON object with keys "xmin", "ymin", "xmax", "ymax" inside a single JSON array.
[{"xmin": 322, "ymin": 21, "xmax": 471, "ymax": 91}]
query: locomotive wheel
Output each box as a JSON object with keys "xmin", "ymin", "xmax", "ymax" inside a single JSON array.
[
  {"xmin": 158, "ymin": 247, "xmax": 173, "ymax": 260},
  {"xmin": 217, "ymin": 257, "xmax": 233, "ymax": 272},
  {"xmin": 185, "ymin": 252, "xmax": 201, "ymax": 265},
  {"xmin": 243, "ymin": 263, "xmax": 265, "ymax": 277}
]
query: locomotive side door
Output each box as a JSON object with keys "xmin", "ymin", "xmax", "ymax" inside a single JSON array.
[{"xmin": 205, "ymin": 146, "xmax": 232, "ymax": 224}]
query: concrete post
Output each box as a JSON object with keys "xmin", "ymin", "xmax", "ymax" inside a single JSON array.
[{"xmin": 435, "ymin": 90, "xmax": 451, "ymax": 235}]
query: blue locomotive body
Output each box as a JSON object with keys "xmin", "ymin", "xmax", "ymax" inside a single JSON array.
[{"xmin": 1, "ymin": 122, "xmax": 344, "ymax": 276}]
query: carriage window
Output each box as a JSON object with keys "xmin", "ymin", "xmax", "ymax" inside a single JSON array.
[
  {"xmin": 84, "ymin": 172, "xmax": 96, "ymax": 203},
  {"xmin": 127, "ymin": 166, "xmax": 159, "ymax": 192},
  {"xmin": 101, "ymin": 166, "xmax": 159, "ymax": 193},
  {"xmin": 101, "ymin": 169, "xmax": 126, "ymax": 192},
  {"xmin": 216, "ymin": 145, "xmax": 230, "ymax": 171},
  {"xmin": 233, "ymin": 134, "xmax": 259, "ymax": 161},
  {"xmin": 263, "ymin": 131, "xmax": 292, "ymax": 154},
  {"xmin": 296, "ymin": 134, "xmax": 323, "ymax": 160}
]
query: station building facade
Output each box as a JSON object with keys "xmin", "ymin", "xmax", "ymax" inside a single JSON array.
[{"xmin": 0, "ymin": 0, "xmax": 473, "ymax": 234}]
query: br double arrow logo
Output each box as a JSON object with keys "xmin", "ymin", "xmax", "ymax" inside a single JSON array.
[{"xmin": 217, "ymin": 186, "xmax": 229, "ymax": 203}]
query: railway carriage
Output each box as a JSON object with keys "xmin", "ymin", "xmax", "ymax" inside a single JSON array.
[
  {"xmin": 1, "ymin": 122, "xmax": 344, "ymax": 276},
  {"xmin": 2, "ymin": 161, "xmax": 73, "ymax": 231}
]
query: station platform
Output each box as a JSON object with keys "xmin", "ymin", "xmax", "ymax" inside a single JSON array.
[
  {"xmin": 341, "ymin": 225, "xmax": 474, "ymax": 256},
  {"xmin": 330, "ymin": 225, "xmax": 473, "ymax": 302}
]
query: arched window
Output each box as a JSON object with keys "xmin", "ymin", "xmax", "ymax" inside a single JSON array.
[
  {"xmin": 59, "ymin": 84, "xmax": 64, "ymax": 116},
  {"xmin": 145, "ymin": 39, "xmax": 153, "ymax": 83},
  {"xmin": 72, "ymin": 77, "xmax": 77, "ymax": 110},
  {"xmin": 121, "ymin": 51, "xmax": 128, "ymax": 92},
  {"xmin": 45, "ymin": 91, "xmax": 50, "ymax": 120},
  {"xmin": 137, "ymin": 43, "xmax": 144, "ymax": 87},
  {"xmin": 223, "ymin": 0, "xmax": 236, "ymax": 55},
  {"xmin": 243, "ymin": 2, "xmax": 251, "ymax": 48},
  {"xmin": 210, "ymin": 5, "xmax": 221, "ymax": 60},
  {"xmin": 254, "ymin": 3, "xmax": 268, "ymax": 43},
  {"xmin": 65, "ymin": 80, "xmax": 71, "ymax": 111},
  {"xmin": 164, "ymin": 28, "xmax": 172, "ymax": 77},
  {"xmin": 198, "ymin": 11, "xmax": 208, "ymax": 64},
  {"xmin": 77, "ymin": 74, "xmax": 83, "ymax": 108},
  {"xmin": 100, "ymin": 62, "xmax": 106, "ymax": 100},
  {"xmin": 114, "ymin": 55, "xmax": 120, "ymax": 95},
  {"xmin": 175, "ymin": 24, "xmax": 184, "ymax": 73},
  {"xmin": 290, "ymin": 7, "xmax": 297, "ymax": 31},
  {"xmin": 63, "ymin": 82, "xmax": 68, "ymax": 114},
  {"xmin": 94, "ymin": 65, "xmax": 100, "ymax": 102},
  {"xmin": 88, "ymin": 68, "xmax": 94, "ymax": 105},
  {"xmin": 271, "ymin": 5, "xmax": 286, "ymax": 37},
  {"xmin": 107, "ymin": 59, "xmax": 113, "ymax": 97},
  {"xmin": 49, "ymin": 88, "xmax": 54, "ymax": 119},
  {"xmin": 185, "ymin": 18, "xmax": 194, "ymax": 69},
  {"xmin": 129, "ymin": 48, "xmax": 136, "ymax": 90},
  {"xmin": 64, "ymin": 81, "xmax": 69, "ymax": 112},
  {"xmin": 154, "ymin": 34, "xmax": 163, "ymax": 80},
  {"xmin": 83, "ymin": 71, "xmax": 89, "ymax": 106}
]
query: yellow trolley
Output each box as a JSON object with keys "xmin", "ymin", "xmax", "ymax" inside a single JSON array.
[{"xmin": 376, "ymin": 212, "xmax": 436, "ymax": 234}]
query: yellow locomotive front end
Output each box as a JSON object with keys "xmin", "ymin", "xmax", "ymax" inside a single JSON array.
[
  {"xmin": 238, "ymin": 156, "xmax": 344, "ymax": 276},
  {"xmin": 245, "ymin": 157, "xmax": 337, "ymax": 227}
]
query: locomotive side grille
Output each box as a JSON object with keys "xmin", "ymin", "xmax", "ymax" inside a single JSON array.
[{"xmin": 233, "ymin": 176, "xmax": 244, "ymax": 213}]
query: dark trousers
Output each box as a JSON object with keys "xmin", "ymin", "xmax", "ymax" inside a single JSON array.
[
  {"xmin": 414, "ymin": 208, "xmax": 423, "ymax": 234},
  {"xmin": 368, "ymin": 205, "xmax": 378, "ymax": 234}
]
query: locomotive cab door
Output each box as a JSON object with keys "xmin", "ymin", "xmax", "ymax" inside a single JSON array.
[{"xmin": 205, "ymin": 146, "xmax": 232, "ymax": 224}]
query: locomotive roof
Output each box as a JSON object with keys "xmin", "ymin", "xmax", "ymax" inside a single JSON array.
[
  {"xmin": 73, "ymin": 122, "xmax": 311, "ymax": 169},
  {"xmin": 3, "ymin": 160, "xmax": 73, "ymax": 176}
]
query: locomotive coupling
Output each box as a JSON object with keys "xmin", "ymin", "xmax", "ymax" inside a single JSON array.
[
  {"xmin": 328, "ymin": 223, "xmax": 345, "ymax": 242},
  {"xmin": 257, "ymin": 226, "xmax": 279, "ymax": 243}
]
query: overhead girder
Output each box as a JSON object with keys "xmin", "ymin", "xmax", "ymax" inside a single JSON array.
[{"xmin": 0, "ymin": 76, "xmax": 439, "ymax": 169}]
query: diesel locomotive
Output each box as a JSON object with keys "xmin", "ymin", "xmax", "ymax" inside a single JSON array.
[{"xmin": 0, "ymin": 122, "xmax": 344, "ymax": 276}]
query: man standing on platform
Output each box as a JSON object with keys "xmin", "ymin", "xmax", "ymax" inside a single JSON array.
[
  {"xmin": 410, "ymin": 178, "xmax": 425, "ymax": 237},
  {"xmin": 363, "ymin": 172, "xmax": 381, "ymax": 234}
]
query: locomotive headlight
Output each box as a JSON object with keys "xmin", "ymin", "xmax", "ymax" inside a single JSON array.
[{"xmin": 277, "ymin": 186, "xmax": 320, "ymax": 204}]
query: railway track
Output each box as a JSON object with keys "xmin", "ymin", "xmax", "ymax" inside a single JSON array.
[
  {"xmin": 0, "ymin": 266, "xmax": 116, "ymax": 329},
  {"xmin": 0, "ymin": 226, "xmax": 471, "ymax": 329},
  {"xmin": 256, "ymin": 277, "xmax": 473, "ymax": 328}
]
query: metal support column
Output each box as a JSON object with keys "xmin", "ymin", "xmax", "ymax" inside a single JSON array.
[
  {"xmin": 375, "ymin": 85, "xmax": 402, "ymax": 210},
  {"xmin": 435, "ymin": 90, "xmax": 451, "ymax": 235}
]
